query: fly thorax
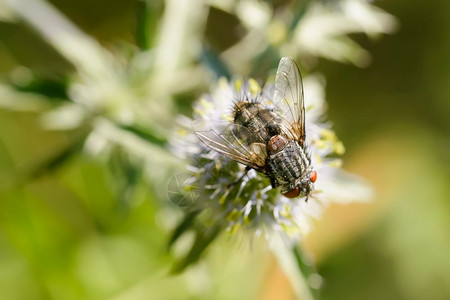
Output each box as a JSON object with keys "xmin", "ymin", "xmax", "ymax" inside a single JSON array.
[
  {"xmin": 233, "ymin": 102, "xmax": 261, "ymax": 125},
  {"xmin": 267, "ymin": 135, "xmax": 288, "ymax": 153},
  {"xmin": 233, "ymin": 102, "xmax": 281, "ymax": 143}
]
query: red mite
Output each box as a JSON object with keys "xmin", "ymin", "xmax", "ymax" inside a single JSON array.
[{"xmin": 195, "ymin": 57, "xmax": 317, "ymax": 200}]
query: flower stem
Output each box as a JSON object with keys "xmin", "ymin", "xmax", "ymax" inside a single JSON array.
[{"xmin": 270, "ymin": 234, "xmax": 319, "ymax": 300}]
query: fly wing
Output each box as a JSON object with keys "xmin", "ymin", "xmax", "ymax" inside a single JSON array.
[
  {"xmin": 193, "ymin": 120, "xmax": 267, "ymax": 172},
  {"xmin": 273, "ymin": 57, "xmax": 306, "ymax": 145}
]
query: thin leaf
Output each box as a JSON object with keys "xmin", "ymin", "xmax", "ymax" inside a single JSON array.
[
  {"xmin": 118, "ymin": 124, "xmax": 166, "ymax": 146},
  {"xmin": 136, "ymin": 0, "xmax": 150, "ymax": 50},
  {"xmin": 12, "ymin": 76, "xmax": 70, "ymax": 100},
  {"xmin": 200, "ymin": 47, "xmax": 231, "ymax": 79},
  {"xmin": 289, "ymin": 0, "xmax": 314, "ymax": 31},
  {"xmin": 167, "ymin": 210, "xmax": 200, "ymax": 250},
  {"xmin": 292, "ymin": 244, "xmax": 322, "ymax": 299},
  {"xmin": 4, "ymin": 0, "xmax": 113, "ymax": 79},
  {"xmin": 18, "ymin": 131, "xmax": 88, "ymax": 185},
  {"xmin": 270, "ymin": 234, "xmax": 315, "ymax": 300},
  {"xmin": 170, "ymin": 222, "xmax": 222, "ymax": 274}
]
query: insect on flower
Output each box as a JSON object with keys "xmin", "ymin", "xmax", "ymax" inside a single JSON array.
[{"xmin": 194, "ymin": 57, "xmax": 317, "ymax": 200}]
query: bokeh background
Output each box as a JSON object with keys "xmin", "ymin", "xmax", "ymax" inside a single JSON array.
[{"xmin": 0, "ymin": 0, "xmax": 449, "ymax": 299}]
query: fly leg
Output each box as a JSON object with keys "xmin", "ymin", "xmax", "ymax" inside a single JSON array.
[{"xmin": 226, "ymin": 166, "xmax": 251, "ymax": 189}]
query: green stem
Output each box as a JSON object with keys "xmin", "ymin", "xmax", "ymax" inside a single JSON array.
[
  {"xmin": 270, "ymin": 234, "xmax": 319, "ymax": 300},
  {"xmin": 292, "ymin": 244, "xmax": 322, "ymax": 299},
  {"xmin": 136, "ymin": 0, "xmax": 150, "ymax": 50}
]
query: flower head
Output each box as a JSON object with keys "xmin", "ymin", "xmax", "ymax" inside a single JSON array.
[{"xmin": 170, "ymin": 66, "xmax": 373, "ymax": 242}]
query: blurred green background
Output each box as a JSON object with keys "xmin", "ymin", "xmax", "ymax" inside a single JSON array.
[{"xmin": 0, "ymin": 0, "xmax": 449, "ymax": 299}]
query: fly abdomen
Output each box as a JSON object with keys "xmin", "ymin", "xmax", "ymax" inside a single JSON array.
[{"xmin": 267, "ymin": 139, "xmax": 310, "ymax": 191}]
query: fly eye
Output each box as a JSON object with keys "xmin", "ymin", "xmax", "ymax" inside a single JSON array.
[
  {"xmin": 283, "ymin": 187, "xmax": 300, "ymax": 198},
  {"xmin": 310, "ymin": 171, "xmax": 317, "ymax": 183}
]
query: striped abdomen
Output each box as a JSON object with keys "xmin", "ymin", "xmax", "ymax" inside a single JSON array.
[{"xmin": 267, "ymin": 139, "xmax": 311, "ymax": 193}]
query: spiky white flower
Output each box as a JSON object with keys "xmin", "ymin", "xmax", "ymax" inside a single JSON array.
[{"xmin": 171, "ymin": 70, "xmax": 373, "ymax": 241}]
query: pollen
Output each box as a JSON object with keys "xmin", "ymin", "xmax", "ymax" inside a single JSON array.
[
  {"xmin": 177, "ymin": 128, "xmax": 188, "ymax": 136},
  {"xmin": 334, "ymin": 141, "xmax": 345, "ymax": 155},
  {"xmin": 226, "ymin": 209, "xmax": 240, "ymax": 222},
  {"xmin": 234, "ymin": 79, "xmax": 242, "ymax": 92},
  {"xmin": 321, "ymin": 128, "xmax": 337, "ymax": 141},
  {"xmin": 229, "ymin": 222, "xmax": 242, "ymax": 236},
  {"xmin": 197, "ymin": 97, "xmax": 214, "ymax": 113},
  {"xmin": 315, "ymin": 139, "xmax": 327, "ymax": 149},
  {"xmin": 329, "ymin": 159, "xmax": 343, "ymax": 168},
  {"xmin": 249, "ymin": 78, "xmax": 261, "ymax": 96},
  {"xmin": 221, "ymin": 114, "xmax": 234, "ymax": 121},
  {"xmin": 280, "ymin": 204, "xmax": 292, "ymax": 217}
]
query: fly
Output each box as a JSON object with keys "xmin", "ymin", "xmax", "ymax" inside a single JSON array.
[{"xmin": 194, "ymin": 57, "xmax": 317, "ymax": 200}]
